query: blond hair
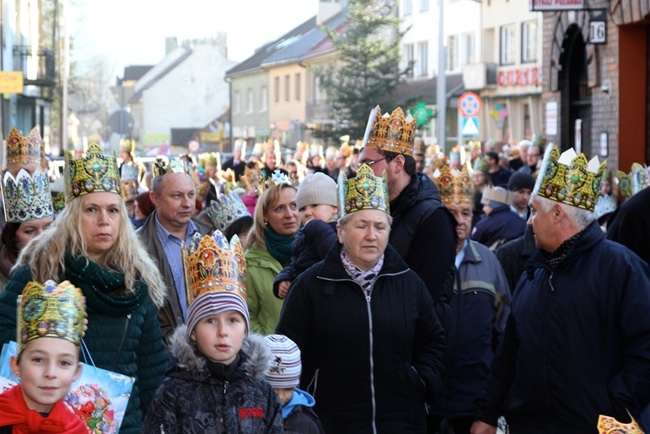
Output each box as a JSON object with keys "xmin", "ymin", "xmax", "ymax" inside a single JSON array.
[
  {"xmin": 14, "ymin": 194, "xmax": 166, "ymax": 308},
  {"xmin": 246, "ymin": 183, "xmax": 297, "ymax": 250}
]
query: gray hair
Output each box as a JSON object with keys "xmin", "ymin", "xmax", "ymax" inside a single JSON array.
[
  {"xmin": 534, "ymin": 195, "xmax": 595, "ymax": 228},
  {"xmin": 337, "ymin": 211, "xmax": 393, "ymax": 229}
]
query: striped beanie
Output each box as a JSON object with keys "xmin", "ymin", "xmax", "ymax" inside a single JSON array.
[
  {"xmin": 186, "ymin": 291, "xmax": 250, "ymax": 338},
  {"xmin": 263, "ymin": 334, "xmax": 302, "ymax": 388}
]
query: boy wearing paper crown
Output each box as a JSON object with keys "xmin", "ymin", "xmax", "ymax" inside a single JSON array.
[
  {"xmin": 142, "ymin": 230, "xmax": 283, "ymax": 433},
  {"xmin": 472, "ymin": 146, "xmax": 650, "ymax": 434},
  {"xmin": 263, "ymin": 334, "xmax": 325, "ymax": 434},
  {"xmin": 0, "ymin": 280, "xmax": 87, "ymax": 433}
]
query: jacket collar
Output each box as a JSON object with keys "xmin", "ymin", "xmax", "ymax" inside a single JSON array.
[
  {"xmin": 390, "ymin": 173, "xmax": 442, "ymax": 217},
  {"xmin": 317, "ymin": 242, "xmax": 410, "ymax": 281},
  {"xmin": 461, "ymin": 240, "xmax": 483, "ymax": 265}
]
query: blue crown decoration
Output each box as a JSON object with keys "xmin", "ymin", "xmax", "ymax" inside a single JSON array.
[
  {"xmin": 152, "ymin": 156, "xmax": 191, "ymax": 177},
  {"xmin": 2, "ymin": 168, "xmax": 54, "ymax": 223},
  {"xmin": 207, "ymin": 191, "xmax": 251, "ymax": 232}
]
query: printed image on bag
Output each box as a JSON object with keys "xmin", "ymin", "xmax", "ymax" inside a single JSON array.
[{"xmin": 0, "ymin": 341, "xmax": 134, "ymax": 434}]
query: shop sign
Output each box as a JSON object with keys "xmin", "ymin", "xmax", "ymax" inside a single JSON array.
[
  {"xmin": 498, "ymin": 66, "xmax": 542, "ymax": 87},
  {"xmin": 531, "ymin": 0, "xmax": 585, "ymax": 11}
]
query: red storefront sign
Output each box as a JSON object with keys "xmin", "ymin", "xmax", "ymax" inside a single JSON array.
[{"xmin": 497, "ymin": 66, "xmax": 542, "ymax": 87}]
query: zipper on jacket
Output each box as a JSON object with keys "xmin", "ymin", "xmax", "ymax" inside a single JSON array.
[
  {"xmin": 112, "ymin": 313, "xmax": 131, "ymax": 371},
  {"xmin": 548, "ymin": 271, "xmax": 555, "ymax": 292},
  {"xmin": 365, "ymin": 286, "xmax": 378, "ymax": 434},
  {"xmin": 220, "ymin": 381, "xmax": 228, "ymax": 425}
]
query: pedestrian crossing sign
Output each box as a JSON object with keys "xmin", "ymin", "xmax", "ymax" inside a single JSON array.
[{"xmin": 462, "ymin": 116, "xmax": 479, "ymax": 136}]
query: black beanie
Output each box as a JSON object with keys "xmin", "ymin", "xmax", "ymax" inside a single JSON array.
[{"xmin": 508, "ymin": 172, "xmax": 535, "ymax": 191}]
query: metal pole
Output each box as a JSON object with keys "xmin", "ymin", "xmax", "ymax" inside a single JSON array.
[
  {"xmin": 61, "ymin": 0, "xmax": 69, "ymax": 153},
  {"xmin": 436, "ymin": 0, "xmax": 446, "ymax": 154}
]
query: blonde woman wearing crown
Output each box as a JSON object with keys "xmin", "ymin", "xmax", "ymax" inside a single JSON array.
[
  {"xmin": 0, "ymin": 128, "xmax": 54, "ymax": 291},
  {"xmin": 245, "ymin": 181, "xmax": 299, "ymax": 335},
  {"xmin": 0, "ymin": 144, "xmax": 168, "ymax": 434}
]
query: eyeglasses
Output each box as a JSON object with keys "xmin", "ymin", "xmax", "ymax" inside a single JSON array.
[{"xmin": 361, "ymin": 157, "xmax": 387, "ymax": 166}]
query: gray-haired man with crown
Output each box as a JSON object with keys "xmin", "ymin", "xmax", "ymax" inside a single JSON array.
[
  {"xmin": 472, "ymin": 146, "xmax": 650, "ymax": 434},
  {"xmin": 138, "ymin": 157, "xmax": 211, "ymax": 342}
]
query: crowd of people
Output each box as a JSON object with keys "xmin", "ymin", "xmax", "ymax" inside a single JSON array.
[{"xmin": 0, "ymin": 106, "xmax": 649, "ymax": 434}]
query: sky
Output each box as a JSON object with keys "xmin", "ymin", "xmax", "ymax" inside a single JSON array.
[{"xmin": 69, "ymin": 0, "xmax": 317, "ymax": 76}]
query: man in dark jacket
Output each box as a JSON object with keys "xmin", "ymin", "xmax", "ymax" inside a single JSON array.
[
  {"xmin": 606, "ymin": 185, "xmax": 650, "ymax": 265},
  {"xmin": 472, "ymin": 146, "xmax": 650, "ymax": 434},
  {"xmin": 471, "ymin": 186, "xmax": 526, "ymax": 251},
  {"xmin": 358, "ymin": 105, "xmax": 457, "ymax": 329},
  {"xmin": 137, "ymin": 160, "xmax": 211, "ymax": 342}
]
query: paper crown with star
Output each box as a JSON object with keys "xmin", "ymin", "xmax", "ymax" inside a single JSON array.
[
  {"xmin": 120, "ymin": 162, "xmax": 140, "ymax": 202},
  {"xmin": 4, "ymin": 127, "xmax": 43, "ymax": 169},
  {"xmin": 2, "ymin": 168, "xmax": 54, "ymax": 223},
  {"xmin": 207, "ymin": 191, "xmax": 251, "ymax": 232},
  {"xmin": 616, "ymin": 163, "xmax": 650, "ymax": 199},
  {"xmin": 152, "ymin": 156, "xmax": 191, "ymax": 177},
  {"xmin": 533, "ymin": 145, "xmax": 606, "ymax": 212},
  {"xmin": 183, "ymin": 230, "xmax": 247, "ymax": 307},
  {"xmin": 338, "ymin": 163, "xmax": 390, "ymax": 218},
  {"xmin": 65, "ymin": 143, "xmax": 122, "ymax": 200},
  {"xmin": 17, "ymin": 279, "xmax": 85, "ymax": 353},
  {"xmin": 362, "ymin": 105, "xmax": 417, "ymax": 156},
  {"xmin": 432, "ymin": 164, "xmax": 474, "ymax": 207},
  {"xmin": 473, "ymin": 156, "xmax": 489, "ymax": 174}
]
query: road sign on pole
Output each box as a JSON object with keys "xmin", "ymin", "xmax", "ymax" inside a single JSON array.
[
  {"xmin": 461, "ymin": 116, "xmax": 480, "ymax": 136},
  {"xmin": 458, "ymin": 92, "xmax": 482, "ymax": 117}
]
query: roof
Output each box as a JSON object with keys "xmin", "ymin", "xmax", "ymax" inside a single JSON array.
[
  {"xmin": 129, "ymin": 48, "xmax": 193, "ymax": 103},
  {"xmin": 123, "ymin": 65, "xmax": 154, "ymax": 81},
  {"xmin": 391, "ymin": 74, "xmax": 465, "ymax": 107}
]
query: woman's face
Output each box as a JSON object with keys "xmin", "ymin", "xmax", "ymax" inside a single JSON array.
[
  {"xmin": 15, "ymin": 217, "xmax": 54, "ymax": 250},
  {"xmin": 472, "ymin": 172, "xmax": 487, "ymax": 187},
  {"xmin": 134, "ymin": 200, "xmax": 146, "ymax": 221},
  {"xmin": 80, "ymin": 192, "xmax": 123, "ymax": 264},
  {"xmin": 337, "ymin": 210, "xmax": 390, "ymax": 271},
  {"xmin": 264, "ymin": 187, "xmax": 299, "ymax": 236}
]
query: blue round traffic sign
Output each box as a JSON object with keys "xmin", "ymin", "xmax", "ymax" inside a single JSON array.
[{"xmin": 458, "ymin": 92, "xmax": 482, "ymax": 117}]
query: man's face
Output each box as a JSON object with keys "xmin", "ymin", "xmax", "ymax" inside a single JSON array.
[
  {"xmin": 151, "ymin": 173, "xmax": 196, "ymax": 232},
  {"xmin": 527, "ymin": 196, "xmax": 554, "ymax": 251},
  {"xmin": 511, "ymin": 188, "xmax": 531, "ymax": 212},
  {"xmin": 234, "ymin": 149, "xmax": 242, "ymax": 160},
  {"xmin": 414, "ymin": 153, "xmax": 425, "ymax": 172},
  {"xmin": 358, "ymin": 147, "xmax": 395, "ymax": 187},
  {"xmin": 520, "ymin": 146, "xmax": 529, "ymax": 161},
  {"xmin": 265, "ymin": 152, "xmax": 276, "ymax": 169},
  {"xmin": 447, "ymin": 204, "xmax": 472, "ymax": 243},
  {"xmin": 527, "ymin": 146, "xmax": 541, "ymax": 168}
]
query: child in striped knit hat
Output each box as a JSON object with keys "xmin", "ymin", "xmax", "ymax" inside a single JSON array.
[{"xmin": 264, "ymin": 334, "xmax": 325, "ymax": 434}]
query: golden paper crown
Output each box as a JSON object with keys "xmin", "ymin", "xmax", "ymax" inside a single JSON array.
[
  {"xmin": 469, "ymin": 140, "xmax": 482, "ymax": 151},
  {"xmin": 17, "ymin": 280, "xmax": 85, "ymax": 352},
  {"xmin": 617, "ymin": 163, "xmax": 650, "ymax": 199},
  {"xmin": 119, "ymin": 138, "xmax": 136, "ymax": 154},
  {"xmin": 533, "ymin": 145, "xmax": 606, "ymax": 212},
  {"xmin": 52, "ymin": 191, "xmax": 66, "ymax": 213},
  {"xmin": 362, "ymin": 105, "xmax": 416, "ymax": 156},
  {"xmin": 264, "ymin": 169, "xmax": 293, "ymax": 190},
  {"xmin": 207, "ymin": 191, "xmax": 251, "ymax": 232},
  {"xmin": 183, "ymin": 230, "xmax": 247, "ymax": 306},
  {"xmin": 473, "ymin": 157, "xmax": 489, "ymax": 174},
  {"xmin": 432, "ymin": 164, "xmax": 474, "ymax": 207},
  {"xmin": 199, "ymin": 152, "xmax": 219, "ymax": 168},
  {"xmin": 65, "ymin": 143, "xmax": 122, "ymax": 200},
  {"xmin": 152, "ymin": 156, "xmax": 191, "ymax": 177},
  {"xmin": 338, "ymin": 163, "xmax": 389, "ymax": 217},
  {"xmin": 5, "ymin": 127, "xmax": 43, "ymax": 169},
  {"xmin": 2, "ymin": 168, "xmax": 54, "ymax": 223},
  {"xmin": 597, "ymin": 411, "xmax": 644, "ymax": 434},
  {"xmin": 240, "ymin": 165, "xmax": 263, "ymax": 193}
]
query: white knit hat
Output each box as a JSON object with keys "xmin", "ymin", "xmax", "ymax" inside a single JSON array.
[
  {"xmin": 263, "ymin": 334, "xmax": 302, "ymax": 388},
  {"xmin": 295, "ymin": 172, "xmax": 338, "ymax": 210}
]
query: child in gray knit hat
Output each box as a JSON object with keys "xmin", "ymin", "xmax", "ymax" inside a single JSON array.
[{"xmin": 273, "ymin": 173, "xmax": 338, "ymax": 299}]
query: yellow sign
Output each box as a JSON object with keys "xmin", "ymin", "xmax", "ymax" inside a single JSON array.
[
  {"xmin": 200, "ymin": 132, "xmax": 223, "ymax": 142},
  {"xmin": 0, "ymin": 71, "xmax": 23, "ymax": 94}
]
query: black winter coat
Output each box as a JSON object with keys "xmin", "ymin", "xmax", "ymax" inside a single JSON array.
[
  {"xmin": 476, "ymin": 222, "xmax": 650, "ymax": 433},
  {"xmin": 606, "ymin": 185, "xmax": 650, "ymax": 265},
  {"xmin": 142, "ymin": 327, "xmax": 283, "ymax": 433},
  {"xmin": 276, "ymin": 243, "xmax": 446, "ymax": 434},
  {"xmin": 388, "ymin": 173, "xmax": 457, "ymax": 327},
  {"xmin": 471, "ymin": 204, "xmax": 526, "ymax": 250}
]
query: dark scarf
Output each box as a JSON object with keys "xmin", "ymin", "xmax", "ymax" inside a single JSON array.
[
  {"xmin": 547, "ymin": 225, "xmax": 590, "ymax": 269},
  {"xmin": 264, "ymin": 227, "xmax": 295, "ymax": 264},
  {"xmin": 205, "ymin": 353, "xmax": 241, "ymax": 381},
  {"xmin": 64, "ymin": 254, "xmax": 147, "ymax": 316}
]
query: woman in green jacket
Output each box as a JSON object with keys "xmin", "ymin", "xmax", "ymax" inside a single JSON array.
[
  {"xmin": 0, "ymin": 144, "xmax": 167, "ymax": 434},
  {"xmin": 245, "ymin": 181, "xmax": 299, "ymax": 334}
]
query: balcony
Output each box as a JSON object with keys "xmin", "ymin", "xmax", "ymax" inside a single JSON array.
[
  {"xmin": 462, "ymin": 62, "xmax": 498, "ymax": 91},
  {"xmin": 12, "ymin": 45, "xmax": 56, "ymax": 87}
]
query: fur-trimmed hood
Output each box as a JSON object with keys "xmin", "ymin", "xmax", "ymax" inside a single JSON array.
[{"xmin": 167, "ymin": 325, "xmax": 272, "ymax": 380}]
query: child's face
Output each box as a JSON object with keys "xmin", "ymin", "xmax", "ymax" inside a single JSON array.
[
  {"xmin": 191, "ymin": 311, "xmax": 247, "ymax": 365},
  {"xmin": 273, "ymin": 387, "xmax": 294, "ymax": 407},
  {"xmin": 10, "ymin": 338, "xmax": 81, "ymax": 413},
  {"xmin": 299, "ymin": 204, "xmax": 338, "ymax": 226}
]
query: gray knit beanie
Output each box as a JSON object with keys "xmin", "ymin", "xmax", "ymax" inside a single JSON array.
[{"xmin": 296, "ymin": 172, "xmax": 338, "ymax": 210}]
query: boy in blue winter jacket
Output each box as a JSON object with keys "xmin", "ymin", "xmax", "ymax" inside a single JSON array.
[
  {"xmin": 264, "ymin": 334, "xmax": 325, "ymax": 434},
  {"xmin": 273, "ymin": 173, "xmax": 338, "ymax": 299}
]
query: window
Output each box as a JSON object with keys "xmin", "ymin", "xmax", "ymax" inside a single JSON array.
[
  {"xmin": 295, "ymin": 73, "xmax": 301, "ymax": 101},
  {"xmin": 522, "ymin": 20, "xmax": 538, "ymax": 63},
  {"xmin": 233, "ymin": 90, "xmax": 240, "ymax": 113},
  {"xmin": 417, "ymin": 41, "xmax": 428, "ymax": 76},
  {"xmin": 404, "ymin": 43, "xmax": 414, "ymax": 77},
  {"xmin": 261, "ymin": 86, "xmax": 268, "ymax": 111},
  {"xmin": 274, "ymin": 77, "xmax": 280, "ymax": 103},
  {"xmin": 500, "ymin": 24, "xmax": 516, "ymax": 65},
  {"xmin": 314, "ymin": 75, "xmax": 323, "ymax": 101},
  {"xmin": 285, "ymin": 74, "xmax": 290, "ymax": 101},
  {"xmin": 404, "ymin": 0, "xmax": 412, "ymax": 15},
  {"xmin": 461, "ymin": 33, "xmax": 475, "ymax": 66},
  {"xmin": 447, "ymin": 35, "xmax": 458, "ymax": 71},
  {"xmin": 420, "ymin": 0, "xmax": 429, "ymax": 11},
  {"xmin": 247, "ymin": 89, "xmax": 254, "ymax": 113}
]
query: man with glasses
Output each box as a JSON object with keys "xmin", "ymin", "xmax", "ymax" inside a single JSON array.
[
  {"xmin": 518, "ymin": 143, "xmax": 542, "ymax": 179},
  {"xmin": 358, "ymin": 106, "xmax": 457, "ymax": 331}
]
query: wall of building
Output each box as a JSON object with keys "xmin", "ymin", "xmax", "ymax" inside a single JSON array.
[{"xmin": 230, "ymin": 70, "xmax": 271, "ymax": 141}]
